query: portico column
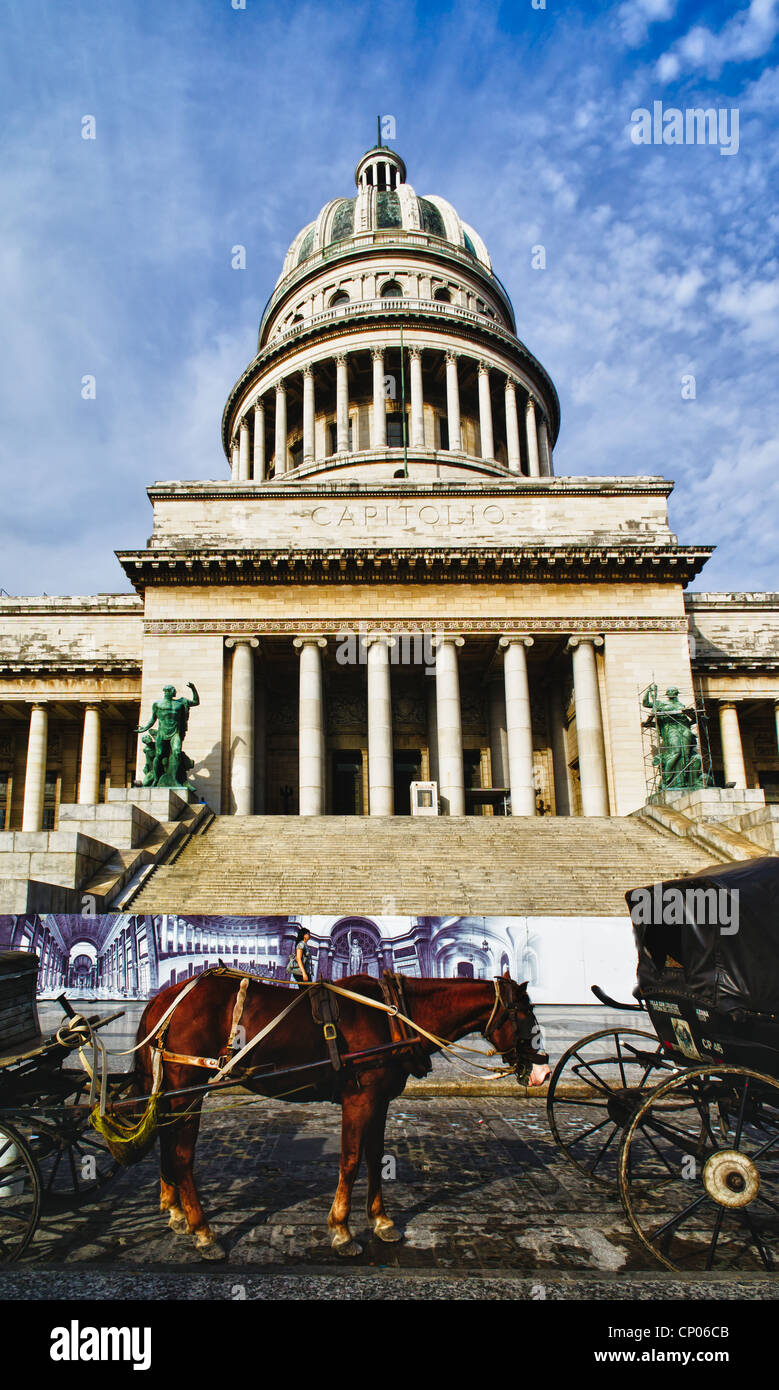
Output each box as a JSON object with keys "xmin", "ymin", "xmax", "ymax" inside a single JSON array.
[
  {"xmin": 409, "ymin": 346, "xmax": 425, "ymax": 449},
  {"xmin": 294, "ymin": 637, "xmax": 327, "ymax": 815},
  {"xmin": 774, "ymin": 701, "xmax": 779, "ymax": 757},
  {"xmin": 238, "ymin": 418, "xmax": 250, "ymax": 481},
  {"xmin": 538, "ymin": 415, "xmax": 552, "ymax": 476},
  {"xmin": 22, "ymin": 703, "xmax": 48, "ymax": 832},
  {"xmin": 230, "ymin": 437, "xmax": 240, "ymax": 480},
  {"xmin": 253, "ymin": 399, "xmax": 265, "ymax": 480},
  {"xmin": 445, "ymin": 351, "xmax": 461, "ymax": 451},
  {"xmin": 567, "ymin": 637, "xmax": 609, "ymax": 816},
  {"xmin": 226, "ymin": 637, "xmax": 259, "ymax": 815},
  {"xmin": 78, "ymin": 704, "xmax": 101, "ymax": 805},
  {"xmin": 478, "ymin": 363, "xmax": 494, "ymax": 460},
  {"xmin": 371, "ymin": 349, "xmax": 386, "ymax": 448},
  {"xmin": 364, "ymin": 635, "xmax": 394, "ymax": 816},
  {"xmin": 719, "ymin": 702, "xmax": 747, "ymax": 789},
  {"xmin": 504, "ymin": 377, "xmax": 521, "ymax": 473},
  {"xmin": 426, "ymin": 679, "xmax": 439, "ymax": 784},
  {"xmin": 434, "ymin": 636, "xmax": 465, "ymax": 815},
  {"xmin": 274, "ymin": 382, "xmax": 287, "ymax": 475},
  {"xmin": 336, "ymin": 354, "xmax": 350, "ymax": 453},
  {"xmin": 526, "ymin": 395, "xmax": 541, "ymax": 477},
  {"xmin": 488, "ymin": 678, "xmax": 508, "ymax": 790},
  {"xmin": 302, "ymin": 366, "xmax": 315, "ymax": 462},
  {"xmin": 499, "ymin": 637, "xmax": 536, "ymax": 815}
]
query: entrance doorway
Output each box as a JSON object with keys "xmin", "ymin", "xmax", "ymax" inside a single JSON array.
[
  {"xmin": 332, "ymin": 750, "xmax": 363, "ymax": 814},
  {"xmin": 393, "ymin": 749, "xmax": 421, "ymax": 815}
]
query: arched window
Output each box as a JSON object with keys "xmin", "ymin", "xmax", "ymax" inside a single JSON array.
[
  {"xmin": 380, "ymin": 279, "xmax": 404, "ymax": 298},
  {"xmin": 328, "ymin": 290, "xmax": 350, "ymax": 308},
  {"xmin": 433, "ymin": 287, "xmax": 452, "ymax": 303}
]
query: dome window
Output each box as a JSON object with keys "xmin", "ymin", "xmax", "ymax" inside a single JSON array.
[
  {"xmin": 329, "ymin": 290, "xmax": 350, "ymax": 308},
  {"xmin": 330, "ymin": 200, "xmax": 354, "ymax": 243},
  {"xmin": 418, "ymin": 198, "xmax": 446, "ymax": 239},
  {"xmin": 296, "ymin": 228, "xmax": 315, "ymax": 265},
  {"xmin": 433, "ymin": 287, "xmax": 452, "ymax": 303},
  {"xmin": 376, "ymin": 191, "xmax": 402, "ymax": 228},
  {"xmin": 380, "ymin": 279, "xmax": 404, "ymax": 298}
]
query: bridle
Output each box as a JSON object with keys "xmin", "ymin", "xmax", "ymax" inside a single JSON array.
[{"xmin": 483, "ymin": 977, "xmax": 547, "ymax": 1074}]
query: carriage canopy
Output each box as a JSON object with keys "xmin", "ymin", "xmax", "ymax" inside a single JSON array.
[{"xmin": 627, "ymin": 856, "xmax": 779, "ymax": 1017}]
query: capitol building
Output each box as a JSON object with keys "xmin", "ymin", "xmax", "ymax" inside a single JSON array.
[{"xmin": 0, "ymin": 142, "xmax": 777, "ymax": 935}]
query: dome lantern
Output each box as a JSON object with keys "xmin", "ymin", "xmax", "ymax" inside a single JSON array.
[{"xmin": 355, "ymin": 145, "xmax": 407, "ymax": 191}]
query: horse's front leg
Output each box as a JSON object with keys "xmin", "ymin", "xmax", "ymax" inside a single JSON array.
[
  {"xmin": 159, "ymin": 1098, "xmax": 225, "ymax": 1260},
  {"xmin": 365, "ymin": 1092, "xmax": 402, "ymax": 1244},
  {"xmin": 328, "ymin": 1089, "xmax": 377, "ymax": 1257},
  {"xmin": 159, "ymin": 1175, "xmax": 187, "ymax": 1235}
]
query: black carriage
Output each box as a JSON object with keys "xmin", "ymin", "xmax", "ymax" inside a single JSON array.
[
  {"xmin": 0, "ymin": 951, "xmax": 124, "ymax": 1263},
  {"xmin": 547, "ymin": 856, "xmax": 779, "ymax": 1272}
]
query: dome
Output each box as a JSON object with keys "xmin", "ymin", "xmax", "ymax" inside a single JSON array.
[{"xmin": 276, "ymin": 145, "xmax": 492, "ymax": 286}]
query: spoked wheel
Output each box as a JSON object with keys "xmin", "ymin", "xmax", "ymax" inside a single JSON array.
[
  {"xmin": 547, "ymin": 1027, "xmax": 675, "ymax": 1185},
  {"xmin": 620, "ymin": 1065, "xmax": 779, "ymax": 1272},
  {"xmin": 0, "ymin": 1122, "xmax": 41, "ymax": 1264},
  {"xmin": 19, "ymin": 1093, "xmax": 119, "ymax": 1213}
]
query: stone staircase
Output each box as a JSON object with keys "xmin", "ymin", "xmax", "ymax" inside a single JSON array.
[{"xmin": 127, "ymin": 814, "xmax": 728, "ymax": 916}]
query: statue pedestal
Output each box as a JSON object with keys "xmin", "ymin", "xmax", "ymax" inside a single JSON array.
[{"xmin": 652, "ymin": 787, "xmax": 766, "ymax": 823}]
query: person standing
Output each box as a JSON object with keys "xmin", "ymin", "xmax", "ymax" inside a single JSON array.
[{"xmin": 288, "ymin": 927, "xmax": 313, "ymax": 987}]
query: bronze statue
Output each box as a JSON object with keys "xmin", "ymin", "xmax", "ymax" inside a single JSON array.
[
  {"xmin": 136, "ymin": 683, "xmax": 199, "ymax": 787},
  {"xmin": 642, "ymin": 684, "xmax": 705, "ymax": 790}
]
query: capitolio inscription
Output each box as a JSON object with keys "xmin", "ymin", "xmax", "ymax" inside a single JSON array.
[{"xmin": 307, "ymin": 502, "xmax": 506, "ymax": 528}]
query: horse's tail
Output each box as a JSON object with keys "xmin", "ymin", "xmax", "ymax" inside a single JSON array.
[{"xmin": 88, "ymin": 1000, "xmax": 163, "ymax": 1167}]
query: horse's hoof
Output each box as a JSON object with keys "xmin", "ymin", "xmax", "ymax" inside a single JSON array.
[
  {"xmin": 333, "ymin": 1238, "xmax": 362, "ymax": 1258},
  {"xmin": 374, "ymin": 1221, "xmax": 403, "ymax": 1244},
  {"xmin": 167, "ymin": 1210, "xmax": 188, "ymax": 1235},
  {"xmin": 195, "ymin": 1233, "xmax": 226, "ymax": 1261}
]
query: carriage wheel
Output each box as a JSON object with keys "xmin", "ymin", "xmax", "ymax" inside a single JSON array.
[
  {"xmin": 619, "ymin": 1065, "xmax": 779, "ymax": 1272},
  {"xmin": 23, "ymin": 1102, "xmax": 119, "ymax": 1213},
  {"xmin": 547, "ymin": 1027, "xmax": 676, "ymax": 1186},
  {"xmin": 0, "ymin": 1123, "xmax": 41, "ymax": 1264}
]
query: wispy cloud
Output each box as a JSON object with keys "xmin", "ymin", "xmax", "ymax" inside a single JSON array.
[{"xmin": 657, "ymin": 0, "xmax": 779, "ymax": 80}]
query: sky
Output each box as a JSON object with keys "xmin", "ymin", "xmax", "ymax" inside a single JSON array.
[{"xmin": 0, "ymin": 0, "xmax": 777, "ymax": 595}]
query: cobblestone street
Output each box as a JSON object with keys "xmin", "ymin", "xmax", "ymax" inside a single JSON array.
[{"xmin": 2, "ymin": 1090, "xmax": 775, "ymax": 1300}]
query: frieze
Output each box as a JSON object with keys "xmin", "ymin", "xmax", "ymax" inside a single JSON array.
[{"xmin": 144, "ymin": 616, "xmax": 689, "ymax": 636}]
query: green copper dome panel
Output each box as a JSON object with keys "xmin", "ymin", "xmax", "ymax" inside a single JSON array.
[
  {"xmin": 296, "ymin": 228, "xmax": 315, "ymax": 265},
  {"xmin": 463, "ymin": 231, "xmax": 477, "ymax": 257},
  {"xmin": 330, "ymin": 200, "xmax": 355, "ymax": 243},
  {"xmin": 418, "ymin": 198, "xmax": 446, "ymax": 239},
  {"xmin": 376, "ymin": 190, "xmax": 402, "ymax": 229}
]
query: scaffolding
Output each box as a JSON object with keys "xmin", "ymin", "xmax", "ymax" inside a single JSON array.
[{"xmin": 639, "ymin": 679, "xmax": 714, "ymax": 803}]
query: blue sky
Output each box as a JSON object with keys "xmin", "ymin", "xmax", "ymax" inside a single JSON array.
[{"xmin": 1, "ymin": 0, "xmax": 777, "ymax": 594}]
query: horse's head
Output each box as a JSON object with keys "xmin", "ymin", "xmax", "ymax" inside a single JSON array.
[{"xmin": 483, "ymin": 973, "xmax": 549, "ymax": 1085}]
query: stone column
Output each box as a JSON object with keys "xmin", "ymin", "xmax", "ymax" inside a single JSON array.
[
  {"xmin": 478, "ymin": 363, "xmax": 494, "ymax": 460},
  {"xmin": 504, "ymin": 377, "xmax": 521, "ymax": 473},
  {"xmin": 445, "ymin": 351, "xmax": 461, "ymax": 451},
  {"xmin": 364, "ymin": 635, "xmax": 394, "ymax": 816},
  {"xmin": 371, "ymin": 349, "xmax": 386, "ymax": 448},
  {"xmin": 78, "ymin": 704, "xmax": 101, "ymax": 805},
  {"xmin": 336, "ymin": 354, "xmax": 350, "ymax": 453},
  {"xmin": 434, "ymin": 636, "xmax": 465, "ymax": 816},
  {"xmin": 302, "ymin": 366, "xmax": 315, "ymax": 463},
  {"xmin": 526, "ymin": 396, "xmax": 541, "ymax": 477},
  {"xmin": 226, "ymin": 638, "xmax": 259, "ymax": 815},
  {"xmin": 488, "ymin": 678, "xmax": 508, "ymax": 789},
  {"xmin": 538, "ymin": 415, "xmax": 552, "ymax": 476},
  {"xmin": 238, "ymin": 418, "xmax": 251, "ymax": 481},
  {"xmin": 274, "ymin": 382, "xmax": 287, "ymax": 475},
  {"xmin": 774, "ymin": 700, "xmax": 779, "ymax": 757},
  {"xmin": 230, "ymin": 438, "xmax": 240, "ymax": 480},
  {"xmin": 567, "ymin": 636, "xmax": 609, "ymax": 816},
  {"xmin": 294, "ymin": 637, "xmax": 327, "ymax": 815},
  {"xmin": 253, "ymin": 399, "xmax": 265, "ymax": 480},
  {"xmin": 719, "ymin": 702, "xmax": 747, "ymax": 789},
  {"xmin": 22, "ymin": 703, "xmax": 48, "ymax": 832},
  {"xmin": 548, "ymin": 683, "xmax": 571, "ymax": 816},
  {"xmin": 500, "ymin": 637, "xmax": 536, "ymax": 816},
  {"xmin": 409, "ymin": 346, "xmax": 425, "ymax": 449}
]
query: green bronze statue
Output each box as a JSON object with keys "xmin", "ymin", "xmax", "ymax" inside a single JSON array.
[
  {"xmin": 642, "ymin": 683, "xmax": 705, "ymax": 790},
  {"xmin": 136, "ymin": 682, "xmax": 199, "ymax": 787}
]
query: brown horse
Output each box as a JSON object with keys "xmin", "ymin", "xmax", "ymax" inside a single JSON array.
[{"xmin": 131, "ymin": 970, "xmax": 550, "ymax": 1259}]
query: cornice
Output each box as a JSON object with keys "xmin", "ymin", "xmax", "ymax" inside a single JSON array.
[
  {"xmin": 145, "ymin": 476, "xmax": 676, "ymax": 501},
  {"xmin": 117, "ymin": 543, "xmax": 712, "ymax": 592},
  {"xmin": 145, "ymin": 616, "xmax": 690, "ymax": 637}
]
